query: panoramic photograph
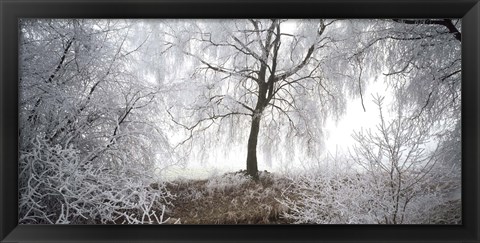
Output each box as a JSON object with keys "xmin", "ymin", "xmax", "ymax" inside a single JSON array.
[{"xmin": 19, "ymin": 19, "xmax": 461, "ymax": 224}]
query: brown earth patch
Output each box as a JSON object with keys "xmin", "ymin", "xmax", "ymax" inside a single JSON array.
[{"xmin": 163, "ymin": 170, "xmax": 295, "ymax": 224}]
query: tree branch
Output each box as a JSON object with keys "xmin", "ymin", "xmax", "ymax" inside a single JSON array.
[
  {"xmin": 184, "ymin": 51, "xmax": 259, "ymax": 82},
  {"xmin": 273, "ymin": 45, "xmax": 315, "ymax": 82},
  {"xmin": 392, "ymin": 19, "xmax": 461, "ymax": 41}
]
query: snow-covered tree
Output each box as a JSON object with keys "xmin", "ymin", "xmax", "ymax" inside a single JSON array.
[
  {"xmin": 350, "ymin": 95, "xmax": 449, "ymax": 224},
  {"xmin": 19, "ymin": 19, "xmax": 174, "ymax": 224},
  {"xmin": 349, "ymin": 19, "xmax": 461, "ymax": 167},
  {"xmin": 281, "ymin": 95, "xmax": 459, "ymax": 224},
  {"xmin": 162, "ymin": 19, "xmax": 363, "ymax": 178}
]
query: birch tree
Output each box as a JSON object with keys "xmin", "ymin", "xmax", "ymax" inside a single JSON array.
[{"xmin": 164, "ymin": 19, "xmax": 355, "ymax": 178}]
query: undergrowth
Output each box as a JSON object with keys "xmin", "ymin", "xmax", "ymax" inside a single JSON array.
[
  {"xmin": 161, "ymin": 169, "xmax": 461, "ymax": 225},
  {"xmin": 163, "ymin": 170, "xmax": 293, "ymax": 224}
]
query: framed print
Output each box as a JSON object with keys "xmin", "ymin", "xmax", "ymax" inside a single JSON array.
[{"xmin": 1, "ymin": 0, "xmax": 479, "ymax": 242}]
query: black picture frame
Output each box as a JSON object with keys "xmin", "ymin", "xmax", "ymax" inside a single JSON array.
[{"xmin": 1, "ymin": 0, "xmax": 479, "ymax": 242}]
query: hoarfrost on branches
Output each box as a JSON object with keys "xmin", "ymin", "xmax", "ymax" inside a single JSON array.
[
  {"xmin": 281, "ymin": 95, "xmax": 460, "ymax": 224},
  {"xmin": 18, "ymin": 19, "xmax": 461, "ymax": 224},
  {"xmin": 19, "ymin": 19, "xmax": 176, "ymax": 224}
]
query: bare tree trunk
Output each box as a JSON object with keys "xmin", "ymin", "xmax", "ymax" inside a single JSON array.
[
  {"xmin": 246, "ymin": 113, "xmax": 261, "ymax": 179},
  {"xmin": 246, "ymin": 77, "xmax": 268, "ymax": 180}
]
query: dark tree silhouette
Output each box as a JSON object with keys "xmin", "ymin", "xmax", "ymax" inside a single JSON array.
[{"xmin": 167, "ymin": 19, "xmax": 342, "ymax": 178}]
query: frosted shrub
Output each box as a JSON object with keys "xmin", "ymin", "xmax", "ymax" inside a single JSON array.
[
  {"xmin": 19, "ymin": 137, "xmax": 173, "ymax": 224},
  {"xmin": 280, "ymin": 170, "xmax": 376, "ymax": 224},
  {"xmin": 280, "ymin": 94, "xmax": 461, "ymax": 224},
  {"xmin": 280, "ymin": 168, "xmax": 457, "ymax": 224}
]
